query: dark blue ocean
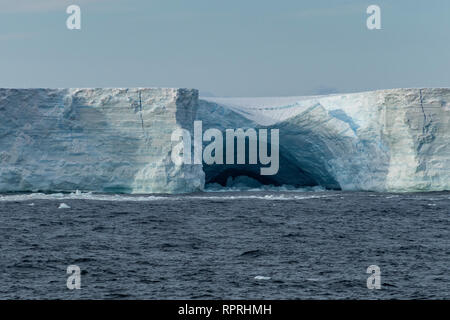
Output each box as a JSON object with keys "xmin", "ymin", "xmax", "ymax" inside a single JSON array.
[{"xmin": 0, "ymin": 190, "xmax": 449, "ymax": 299}]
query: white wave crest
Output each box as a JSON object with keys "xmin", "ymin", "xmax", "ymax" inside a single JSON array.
[{"xmin": 0, "ymin": 191, "xmax": 334, "ymax": 202}]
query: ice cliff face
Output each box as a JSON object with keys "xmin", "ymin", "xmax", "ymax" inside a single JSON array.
[
  {"xmin": 200, "ymin": 88, "xmax": 450, "ymax": 192},
  {"xmin": 0, "ymin": 88, "xmax": 204, "ymax": 193},
  {"xmin": 0, "ymin": 88, "xmax": 449, "ymax": 193}
]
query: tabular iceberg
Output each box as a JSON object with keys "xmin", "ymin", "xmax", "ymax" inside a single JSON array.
[
  {"xmin": 0, "ymin": 88, "xmax": 449, "ymax": 193},
  {"xmin": 0, "ymin": 88, "xmax": 204, "ymax": 193}
]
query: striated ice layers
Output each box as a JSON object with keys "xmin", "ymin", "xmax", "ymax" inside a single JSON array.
[
  {"xmin": 0, "ymin": 88, "xmax": 449, "ymax": 193},
  {"xmin": 0, "ymin": 88, "xmax": 204, "ymax": 193}
]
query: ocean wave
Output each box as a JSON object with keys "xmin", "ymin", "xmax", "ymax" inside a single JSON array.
[
  {"xmin": 0, "ymin": 191, "xmax": 334, "ymax": 202},
  {"xmin": 205, "ymin": 183, "xmax": 326, "ymax": 193}
]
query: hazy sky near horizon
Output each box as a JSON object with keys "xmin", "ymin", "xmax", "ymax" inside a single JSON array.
[{"xmin": 1, "ymin": 0, "xmax": 450, "ymax": 97}]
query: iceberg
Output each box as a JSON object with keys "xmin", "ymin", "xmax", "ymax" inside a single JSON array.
[
  {"xmin": 58, "ymin": 203, "xmax": 71, "ymax": 209},
  {"xmin": 0, "ymin": 88, "xmax": 204, "ymax": 193},
  {"xmin": 200, "ymin": 88, "xmax": 450, "ymax": 192},
  {"xmin": 0, "ymin": 88, "xmax": 449, "ymax": 193}
]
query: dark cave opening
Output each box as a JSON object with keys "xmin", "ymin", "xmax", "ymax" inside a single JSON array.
[
  {"xmin": 204, "ymin": 154, "xmax": 321, "ymax": 189},
  {"xmin": 200, "ymin": 134, "xmax": 341, "ymax": 190},
  {"xmin": 206, "ymin": 167, "xmax": 283, "ymax": 187}
]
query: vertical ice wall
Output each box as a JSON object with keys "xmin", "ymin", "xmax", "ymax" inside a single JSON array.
[
  {"xmin": 200, "ymin": 88, "xmax": 450, "ymax": 192},
  {"xmin": 0, "ymin": 88, "xmax": 204, "ymax": 193},
  {"xmin": 0, "ymin": 87, "xmax": 449, "ymax": 193}
]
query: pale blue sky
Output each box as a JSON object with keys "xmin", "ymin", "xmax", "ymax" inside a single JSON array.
[{"xmin": 1, "ymin": 0, "xmax": 450, "ymax": 96}]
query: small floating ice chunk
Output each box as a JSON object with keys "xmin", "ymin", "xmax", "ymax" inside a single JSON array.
[
  {"xmin": 28, "ymin": 203, "xmax": 35, "ymax": 206},
  {"xmin": 58, "ymin": 203, "xmax": 71, "ymax": 209},
  {"xmin": 254, "ymin": 276, "xmax": 271, "ymax": 280}
]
